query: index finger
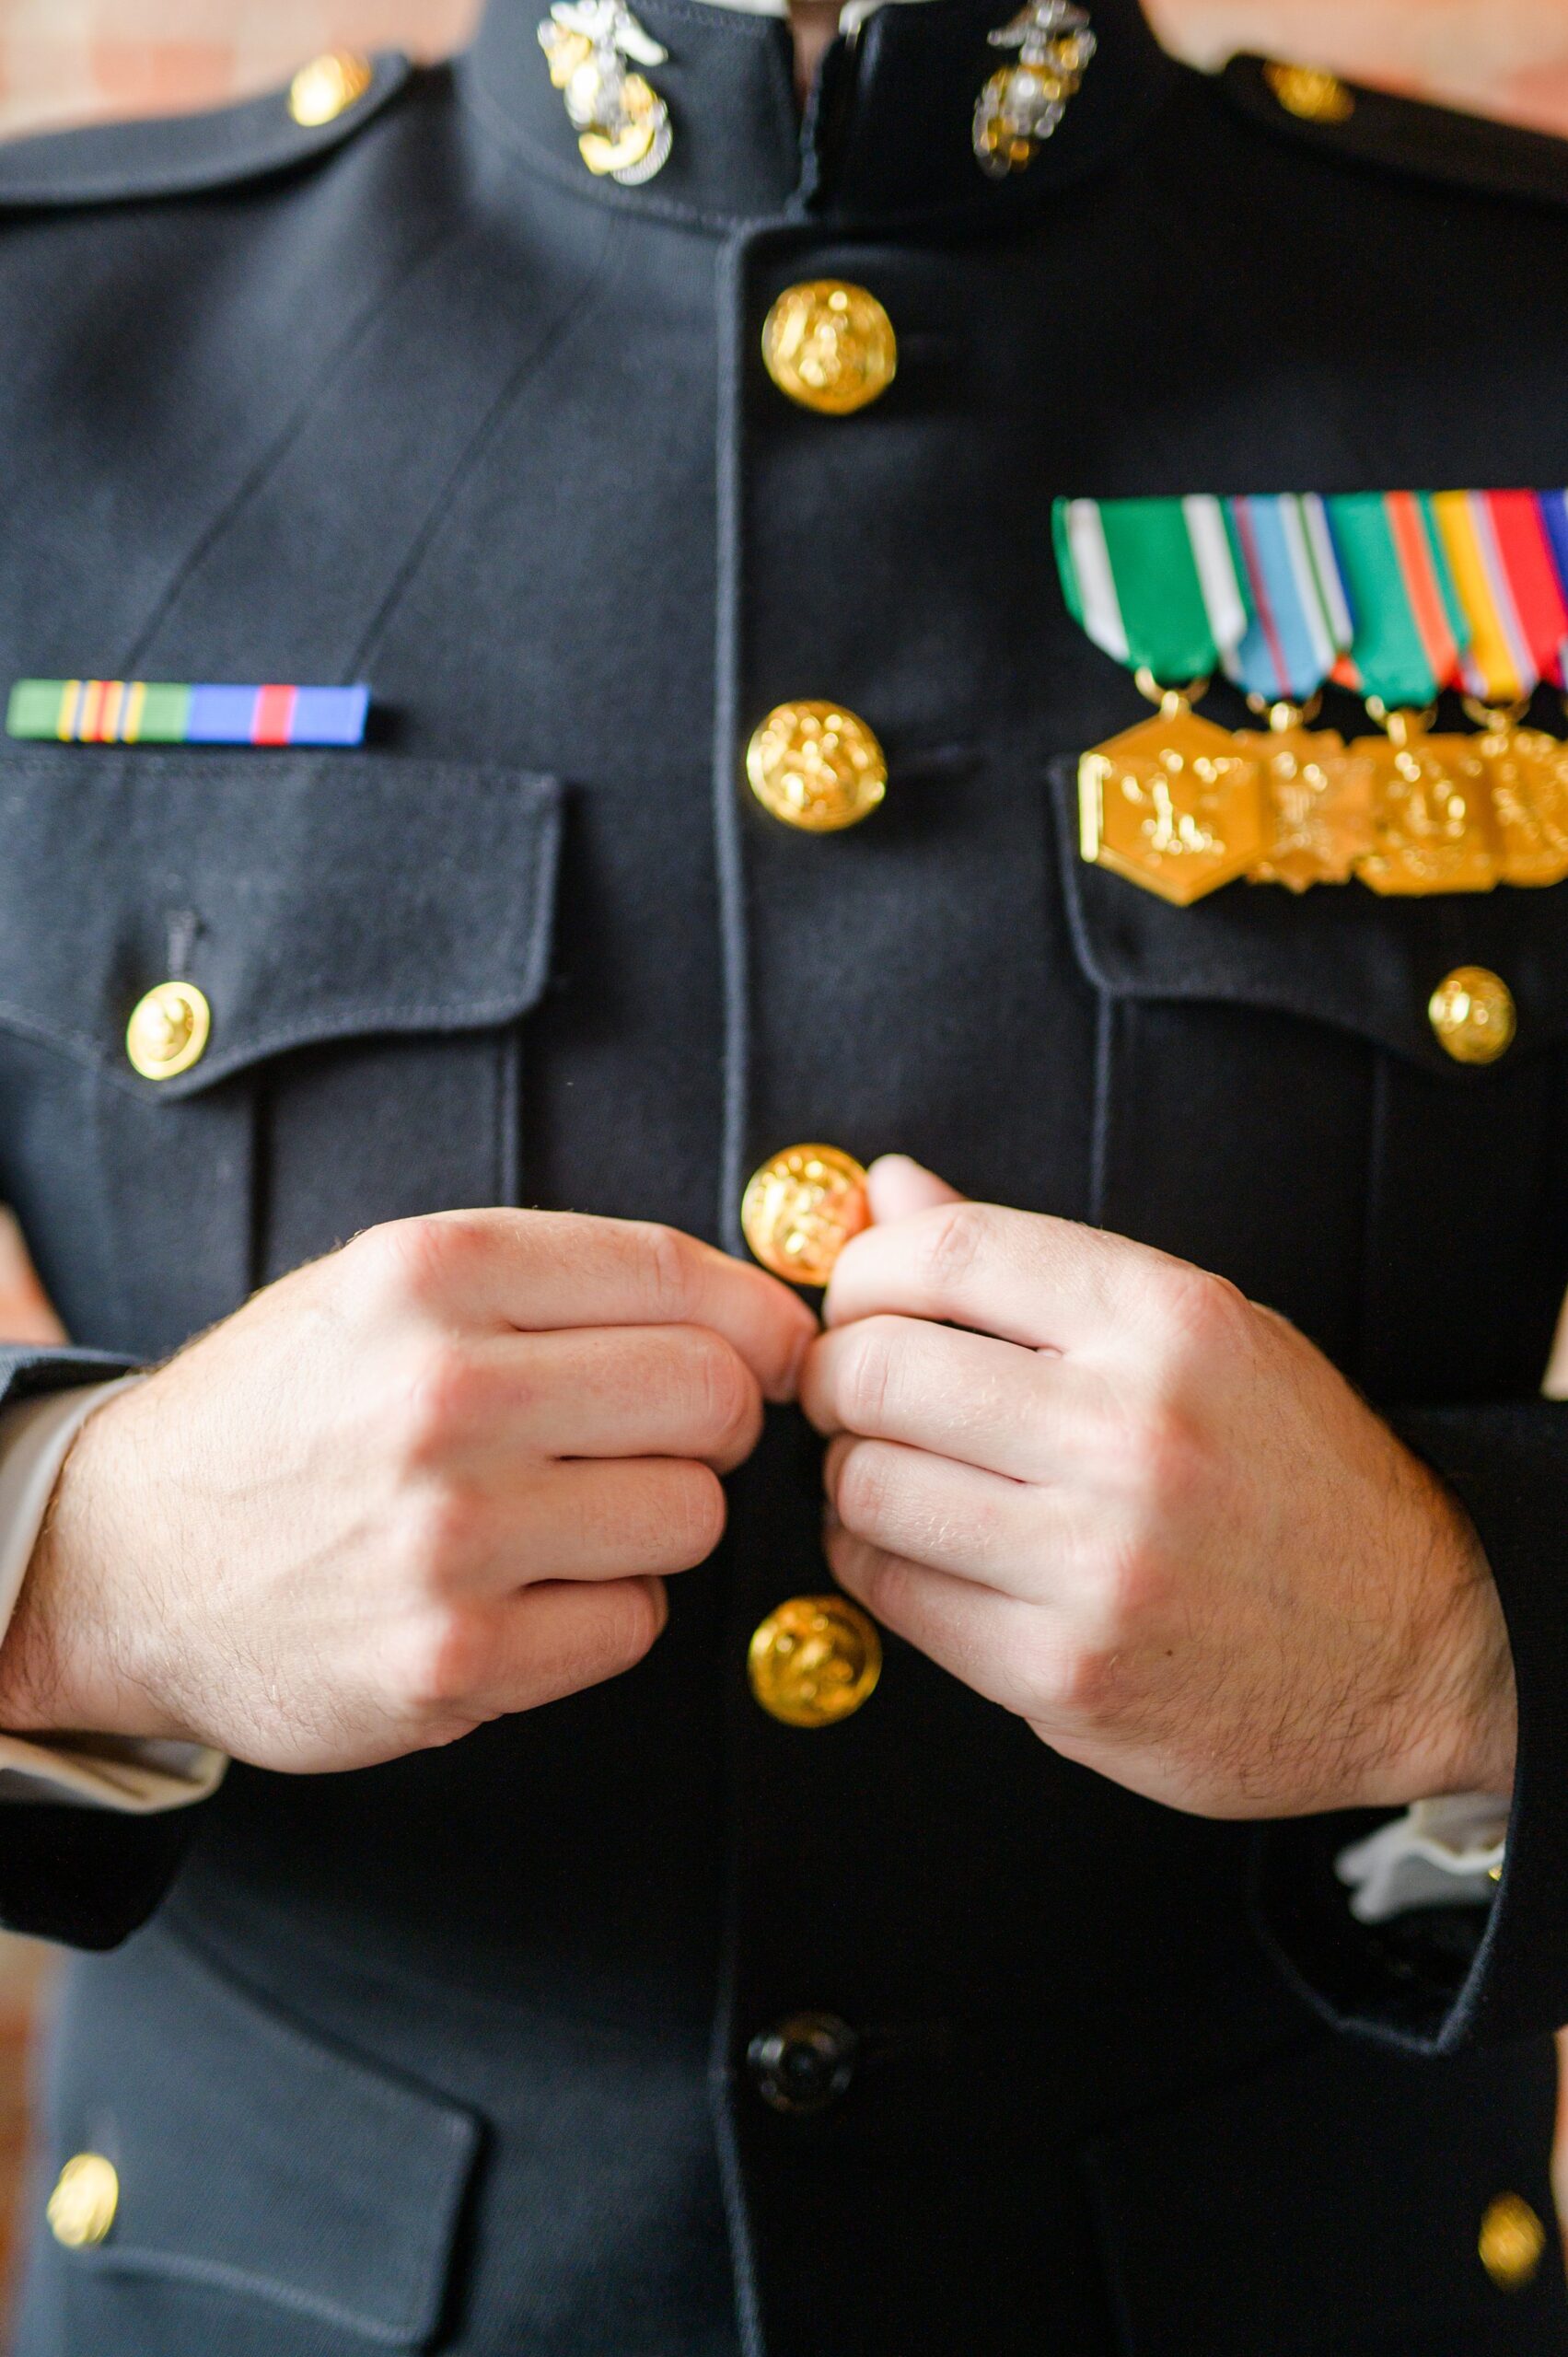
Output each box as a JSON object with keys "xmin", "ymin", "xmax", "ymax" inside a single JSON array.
[
  {"xmin": 822, "ymin": 1200, "xmax": 1176, "ymax": 1353},
  {"xmin": 383, "ymin": 1210, "xmax": 819, "ymax": 1401}
]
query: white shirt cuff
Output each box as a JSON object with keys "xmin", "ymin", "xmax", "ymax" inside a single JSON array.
[
  {"xmin": 0, "ymin": 1383, "xmax": 225, "ymax": 1813},
  {"xmin": 1336, "ymin": 1793, "xmax": 1509, "ymax": 1922}
]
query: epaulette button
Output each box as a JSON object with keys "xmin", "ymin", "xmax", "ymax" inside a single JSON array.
[
  {"xmin": 1263, "ymin": 63, "xmax": 1355, "ymax": 124},
  {"xmin": 288, "ymin": 52, "xmax": 375, "ymax": 128}
]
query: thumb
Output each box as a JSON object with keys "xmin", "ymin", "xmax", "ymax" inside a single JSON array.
[{"xmin": 865, "ymin": 1155, "xmax": 967, "ymax": 1225}]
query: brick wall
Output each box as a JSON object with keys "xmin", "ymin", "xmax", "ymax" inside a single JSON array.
[{"xmin": 0, "ymin": 0, "xmax": 1565, "ymax": 137}]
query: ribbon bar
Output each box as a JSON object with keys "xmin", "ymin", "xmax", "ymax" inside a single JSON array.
[{"xmin": 6, "ymin": 680, "xmax": 372, "ymax": 749}]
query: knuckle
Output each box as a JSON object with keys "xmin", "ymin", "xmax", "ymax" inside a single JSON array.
[
  {"xmin": 1097, "ymin": 1531, "xmax": 1168, "ymax": 1630},
  {"xmin": 848, "ymin": 1541, "xmax": 906, "ymax": 1625},
  {"xmin": 1156, "ymin": 1263, "xmax": 1249, "ymax": 1361},
  {"xmin": 661, "ymin": 1463, "xmax": 727, "ymax": 1566},
  {"xmin": 1107, "ymin": 1399, "xmax": 1200, "ymax": 1513},
  {"xmin": 600, "ymin": 1579, "xmax": 668, "ymax": 1668},
  {"xmin": 914, "ymin": 1201, "xmax": 991, "ymax": 1297},
  {"xmin": 1042, "ymin": 1637, "xmax": 1124, "ymax": 1724},
  {"xmin": 837, "ymin": 1321, "xmax": 897, "ymax": 1432},
  {"xmin": 393, "ymin": 1605, "xmax": 486, "ymax": 1712},
  {"xmin": 348, "ymin": 1213, "xmax": 472, "ymax": 1315},
  {"xmin": 631, "ymin": 1221, "xmax": 699, "ymax": 1322},
  {"xmin": 835, "ymin": 1441, "xmax": 893, "ymax": 1535},
  {"xmin": 398, "ymin": 1480, "xmax": 484, "ymax": 1597},
  {"xmin": 1089, "ymin": 1373, "xmax": 1207, "ymax": 1520},
  {"xmin": 685, "ymin": 1329, "xmax": 759, "ymax": 1454},
  {"xmin": 396, "ymin": 1341, "xmax": 487, "ymax": 1467}
]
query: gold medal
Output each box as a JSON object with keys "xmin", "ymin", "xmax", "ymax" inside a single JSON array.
[
  {"xmin": 1464, "ymin": 702, "xmax": 1568, "ymax": 888},
  {"xmin": 1079, "ymin": 680, "xmax": 1267, "ymax": 908},
  {"xmin": 1350, "ymin": 708, "xmax": 1497, "ymax": 897},
  {"xmin": 1237, "ymin": 702, "xmax": 1375, "ymax": 892}
]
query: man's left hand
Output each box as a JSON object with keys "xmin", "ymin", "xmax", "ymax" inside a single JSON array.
[{"xmin": 800, "ymin": 1160, "xmax": 1517, "ymax": 1818}]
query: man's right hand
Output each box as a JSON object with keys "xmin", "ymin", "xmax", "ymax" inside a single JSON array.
[{"xmin": 0, "ymin": 1212, "xmax": 815, "ymax": 1773}]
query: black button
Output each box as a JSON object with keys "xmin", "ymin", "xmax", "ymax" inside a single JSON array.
[{"xmin": 747, "ymin": 2011, "xmax": 859, "ymax": 2115}]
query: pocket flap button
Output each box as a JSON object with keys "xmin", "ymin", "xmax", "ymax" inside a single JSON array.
[
  {"xmin": 47, "ymin": 2154, "xmax": 118, "ymax": 2248},
  {"xmin": 749, "ymin": 1594, "xmax": 882, "ymax": 1727},
  {"xmin": 1428, "ymin": 966, "xmax": 1516, "ymax": 1064},
  {"xmin": 126, "ymin": 981, "xmax": 211, "ymax": 1080}
]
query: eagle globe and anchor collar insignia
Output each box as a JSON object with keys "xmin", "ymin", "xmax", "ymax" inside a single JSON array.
[
  {"xmin": 1058, "ymin": 488, "xmax": 1568, "ymax": 906},
  {"xmin": 539, "ymin": 0, "xmax": 673, "ymax": 184},
  {"xmin": 974, "ymin": 0, "xmax": 1097, "ymax": 179}
]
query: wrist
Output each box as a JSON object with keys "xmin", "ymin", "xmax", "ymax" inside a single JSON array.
[
  {"xmin": 0, "ymin": 1393, "xmax": 190, "ymax": 1745},
  {"xmin": 1383, "ymin": 1478, "xmax": 1517, "ymax": 1806}
]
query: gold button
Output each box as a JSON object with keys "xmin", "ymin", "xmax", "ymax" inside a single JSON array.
[
  {"xmin": 749, "ymin": 1595, "xmax": 882, "ymax": 1728},
  {"xmin": 746, "ymin": 702, "xmax": 888, "ymax": 833},
  {"xmin": 741, "ymin": 1144, "xmax": 869, "ymax": 1287},
  {"xmin": 1428, "ymin": 967, "xmax": 1516, "ymax": 1065},
  {"xmin": 47, "ymin": 2154, "xmax": 118, "ymax": 2249},
  {"xmin": 288, "ymin": 51, "xmax": 374, "ymax": 127},
  {"xmin": 761, "ymin": 281, "xmax": 898, "ymax": 416},
  {"xmin": 1262, "ymin": 62, "xmax": 1355, "ymax": 122},
  {"xmin": 126, "ymin": 981, "xmax": 211, "ymax": 1081},
  {"xmin": 1479, "ymin": 2192, "xmax": 1546, "ymax": 2292}
]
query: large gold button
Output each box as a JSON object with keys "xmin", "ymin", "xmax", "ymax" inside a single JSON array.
[
  {"xmin": 749, "ymin": 1595, "xmax": 882, "ymax": 1728},
  {"xmin": 288, "ymin": 51, "xmax": 374, "ymax": 127},
  {"xmin": 1262, "ymin": 62, "xmax": 1355, "ymax": 123},
  {"xmin": 47, "ymin": 2154, "xmax": 118, "ymax": 2249},
  {"xmin": 741, "ymin": 1144, "xmax": 869, "ymax": 1286},
  {"xmin": 126, "ymin": 981, "xmax": 211, "ymax": 1081},
  {"xmin": 746, "ymin": 702, "xmax": 888, "ymax": 833},
  {"xmin": 1479, "ymin": 2192, "xmax": 1546, "ymax": 2292},
  {"xmin": 761, "ymin": 281, "xmax": 898, "ymax": 416},
  {"xmin": 1428, "ymin": 967, "xmax": 1516, "ymax": 1065}
]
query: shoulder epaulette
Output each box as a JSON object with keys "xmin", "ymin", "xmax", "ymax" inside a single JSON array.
[
  {"xmin": 0, "ymin": 50, "xmax": 412, "ymax": 211},
  {"xmin": 1225, "ymin": 53, "xmax": 1568, "ymax": 212}
]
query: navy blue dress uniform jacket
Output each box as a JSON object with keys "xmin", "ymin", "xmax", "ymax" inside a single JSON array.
[{"xmin": 2, "ymin": 2, "xmax": 1568, "ymax": 2348}]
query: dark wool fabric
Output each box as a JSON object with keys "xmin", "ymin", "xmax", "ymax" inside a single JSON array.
[{"xmin": 1, "ymin": 2, "xmax": 1567, "ymax": 2348}]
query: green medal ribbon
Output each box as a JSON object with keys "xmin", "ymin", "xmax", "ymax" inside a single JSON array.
[{"xmin": 1054, "ymin": 496, "xmax": 1249, "ymax": 685}]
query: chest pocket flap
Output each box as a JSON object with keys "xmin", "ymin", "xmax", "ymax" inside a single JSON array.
[
  {"xmin": 1051, "ymin": 756, "xmax": 1568, "ymax": 1077},
  {"xmin": 0, "ymin": 749, "xmax": 562, "ymax": 1101}
]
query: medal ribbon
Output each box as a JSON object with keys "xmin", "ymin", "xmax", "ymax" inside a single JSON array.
[
  {"xmin": 1430, "ymin": 490, "xmax": 1568, "ymax": 705},
  {"xmin": 1325, "ymin": 492, "xmax": 1469, "ymax": 708},
  {"xmin": 1223, "ymin": 493, "xmax": 1353, "ymax": 703},
  {"xmin": 1530, "ymin": 492, "xmax": 1568, "ymax": 688},
  {"xmin": 1054, "ymin": 496, "xmax": 1249, "ymax": 681}
]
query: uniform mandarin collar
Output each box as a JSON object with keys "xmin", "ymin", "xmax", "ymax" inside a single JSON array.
[{"xmin": 460, "ymin": 0, "xmax": 1179, "ymax": 229}]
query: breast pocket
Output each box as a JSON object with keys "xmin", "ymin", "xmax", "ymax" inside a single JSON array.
[
  {"xmin": 1050, "ymin": 757, "xmax": 1568, "ymax": 1401},
  {"xmin": 0, "ymin": 750, "xmax": 562, "ymax": 1360}
]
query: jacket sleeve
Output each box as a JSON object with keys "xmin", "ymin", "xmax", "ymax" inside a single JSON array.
[
  {"xmin": 1255, "ymin": 1397, "xmax": 1568, "ymax": 2053},
  {"xmin": 0, "ymin": 1346, "xmax": 210, "ymax": 1948}
]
